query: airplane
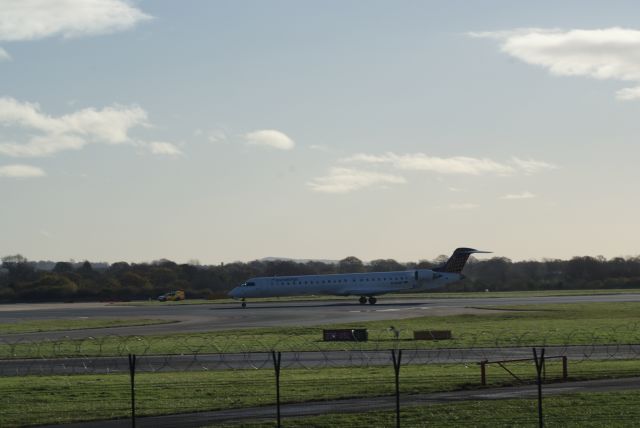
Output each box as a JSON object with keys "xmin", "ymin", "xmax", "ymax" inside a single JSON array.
[{"xmin": 227, "ymin": 247, "xmax": 490, "ymax": 308}]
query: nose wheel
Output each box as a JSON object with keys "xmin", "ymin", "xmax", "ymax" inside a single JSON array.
[{"xmin": 241, "ymin": 300, "xmax": 246, "ymax": 309}]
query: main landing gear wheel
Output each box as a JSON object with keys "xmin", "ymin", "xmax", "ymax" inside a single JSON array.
[
  {"xmin": 359, "ymin": 296, "xmax": 367, "ymax": 305},
  {"xmin": 368, "ymin": 297, "xmax": 377, "ymax": 305},
  {"xmin": 241, "ymin": 301, "xmax": 246, "ymax": 309}
]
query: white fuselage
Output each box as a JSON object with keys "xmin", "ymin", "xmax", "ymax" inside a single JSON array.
[{"xmin": 227, "ymin": 269, "xmax": 461, "ymax": 299}]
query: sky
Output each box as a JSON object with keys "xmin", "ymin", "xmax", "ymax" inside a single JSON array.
[{"xmin": 1, "ymin": 0, "xmax": 640, "ymax": 264}]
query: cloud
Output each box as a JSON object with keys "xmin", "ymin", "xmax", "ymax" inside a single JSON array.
[
  {"xmin": 344, "ymin": 153, "xmax": 514, "ymax": 175},
  {"xmin": 0, "ymin": 0, "xmax": 150, "ymax": 42},
  {"xmin": 0, "ymin": 47, "xmax": 10, "ymax": 61},
  {"xmin": 501, "ymin": 191, "xmax": 536, "ymax": 200},
  {"xmin": 0, "ymin": 164, "xmax": 45, "ymax": 178},
  {"xmin": 510, "ymin": 157, "xmax": 557, "ymax": 175},
  {"xmin": 342, "ymin": 152, "xmax": 555, "ymax": 176},
  {"xmin": 147, "ymin": 141, "xmax": 182, "ymax": 156},
  {"xmin": 0, "ymin": 97, "xmax": 175, "ymax": 157},
  {"xmin": 616, "ymin": 86, "xmax": 640, "ymax": 100},
  {"xmin": 245, "ymin": 129, "xmax": 295, "ymax": 150},
  {"xmin": 471, "ymin": 27, "xmax": 640, "ymax": 100},
  {"xmin": 308, "ymin": 167, "xmax": 406, "ymax": 194}
]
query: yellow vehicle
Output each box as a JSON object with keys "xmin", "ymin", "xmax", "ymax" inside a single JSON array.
[{"xmin": 157, "ymin": 289, "xmax": 185, "ymax": 302}]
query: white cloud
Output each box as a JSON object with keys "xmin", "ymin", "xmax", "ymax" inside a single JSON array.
[
  {"xmin": 501, "ymin": 191, "xmax": 536, "ymax": 200},
  {"xmin": 511, "ymin": 157, "xmax": 557, "ymax": 175},
  {"xmin": 0, "ymin": 47, "xmax": 10, "ymax": 61},
  {"xmin": 616, "ymin": 86, "xmax": 640, "ymax": 100},
  {"xmin": 342, "ymin": 152, "xmax": 555, "ymax": 176},
  {"xmin": 448, "ymin": 203, "xmax": 479, "ymax": 210},
  {"xmin": 147, "ymin": 141, "xmax": 182, "ymax": 156},
  {"xmin": 471, "ymin": 27, "xmax": 640, "ymax": 100},
  {"xmin": 0, "ymin": 164, "xmax": 45, "ymax": 178},
  {"xmin": 344, "ymin": 153, "xmax": 514, "ymax": 175},
  {"xmin": 308, "ymin": 167, "xmax": 406, "ymax": 194},
  {"xmin": 0, "ymin": 0, "xmax": 151, "ymax": 42},
  {"xmin": 0, "ymin": 97, "xmax": 175, "ymax": 157},
  {"xmin": 245, "ymin": 129, "xmax": 295, "ymax": 150}
]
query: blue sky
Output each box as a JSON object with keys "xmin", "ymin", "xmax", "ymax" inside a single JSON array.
[{"xmin": 1, "ymin": 0, "xmax": 640, "ymax": 264}]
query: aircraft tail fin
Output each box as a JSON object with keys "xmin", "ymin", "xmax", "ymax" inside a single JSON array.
[{"xmin": 433, "ymin": 247, "xmax": 491, "ymax": 273}]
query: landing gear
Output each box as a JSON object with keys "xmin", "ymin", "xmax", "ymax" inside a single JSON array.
[
  {"xmin": 368, "ymin": 297, "xmax": 377, "ymax": 305},
  {"xmin": 241, "ymin": 300, "xmax": 246, "ymax": 309},
  {"xmin": 359, "ymin": 296, "xmax": 367, "ymax": 305}
]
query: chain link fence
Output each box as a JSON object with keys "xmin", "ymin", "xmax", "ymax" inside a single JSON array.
[{"xmin": 2, "ymin": 330, "xmax": 640, "ymax": 426}]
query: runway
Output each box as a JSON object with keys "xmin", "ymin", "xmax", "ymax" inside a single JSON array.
[{"xmin": 1, "ymin": 293, "xmax": 640, "ymax": 340}]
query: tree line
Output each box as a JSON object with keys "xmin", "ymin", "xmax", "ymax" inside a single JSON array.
[{"xmin": 1, "ymin": 253, "xmax": 639, "ymax": 302}]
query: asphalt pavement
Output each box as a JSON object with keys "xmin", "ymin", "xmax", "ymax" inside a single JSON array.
[{"xmin": 2, "ymin": 293, "xmax": 640, "ymax": 340}]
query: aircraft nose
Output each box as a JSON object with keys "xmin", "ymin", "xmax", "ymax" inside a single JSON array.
[{"xmin": 227, "ymin": 287, "xmax": 240, "ymax": 299}]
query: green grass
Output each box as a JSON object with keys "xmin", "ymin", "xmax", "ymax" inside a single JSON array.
[
  {"xmin": 216, "ymin": 390, "xmax": 640, "ymax": 427},
  {"xmin": 0, "ymin": 318, "xmax": 175, "ymax": 334},
  {"xmin": 3, "ymin": 302, "xmax": 640, "ymax": 358},
  {"xmin": 1, "ymin": 359, "xmax": 639, "ymax": 427}
]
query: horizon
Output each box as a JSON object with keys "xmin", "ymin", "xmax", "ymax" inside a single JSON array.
[{"xmin": 3, "ymin": 251, "xmax": 639, "ymax": 267}]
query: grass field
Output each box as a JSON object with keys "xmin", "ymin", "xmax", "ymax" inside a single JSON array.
[
  {"xmin": 3, "ymin": 300, "xmax": 640, "ymax": 426},
  {"xmin": 2, "ymin": 302, "xmax": 640, "ymax": 358},
  {"xmin": 0, "ymin": 318, "xmax": 175, "ymax": 334},
  {"xmin": 216, "ymin": 390, "xmax": 640, "ymax": 428},
  {"xmin": 1, "ymin": 359, "xmax": 639, "ymax": 426}
]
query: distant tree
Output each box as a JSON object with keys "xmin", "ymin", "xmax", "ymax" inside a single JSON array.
[
  {"xmin": 53, "ymin": 262, "xmax": 74, "ymax": 273},
  {"xmin": 108, "ymin": 262, "xmax": 130, "ymax": 273},
  {"xmin": 2, "ymin": 256, "xmax": 36, "ymax": 282},
  {"xmin": 338, "ymin": 256, "xmax": 365, "ymax": 273},
  {"xmin": 2, "ymin": 254, "xmax": 27, "ymax": 264},
  {"xmin": 368, "ymin": 259, "xmax": 405, "ymax": 272},
  {"xmin": 77, "ymin": 261, "xmax": 94, "ymax": 275},
  {"xmin": 152, "ymin": 259, "xmax": 177, "ymax": 268},
  {"xmin": 16, "ymin": 274, "xmax": 78, "ymax": 300},
  {"xmin": 119, "ymin": 272, "xmax": 153, "ymax": 296},
  {"xmin": 415, "ymin": 260, "xmax": 435, "ymax": 269}
]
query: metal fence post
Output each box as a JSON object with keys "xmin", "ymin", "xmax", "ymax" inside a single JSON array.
[
  {"xmin": 391, "ymin": 349, "xmax": 402, "ymax": 428},
  {"xmin": 562, "ymin": 356, "xmax": 568, "ymax": 380},
  {"xmin": 272, "ymin": 351, "xmax": 282, "ymax": 428},
  {"xmin": 128, "ymin": 353, "xmax": 136, "ymax": 428},
  {"xmin": 532, "ymin": 348, "xmax": 545, "ymax": 428},
  {"xmin": 480, "ymin": 360, "xmax": 487, "ymax": 386}
]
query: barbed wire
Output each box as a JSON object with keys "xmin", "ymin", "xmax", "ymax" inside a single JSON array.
[{"xmin": 2, "ymin": 327, "xmax": 640, "ymax": 375}]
